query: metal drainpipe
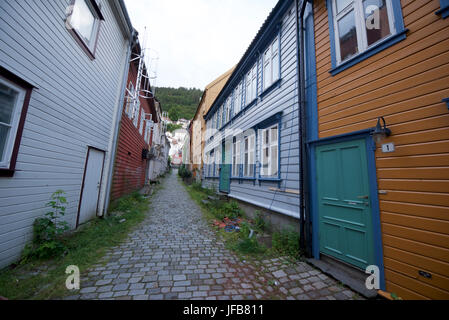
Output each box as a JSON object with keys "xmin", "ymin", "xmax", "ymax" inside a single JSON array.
[
  {"xmin": 103, "ymin": 31, "xmax": 135, "ymax": 216},
  {"xmin": 296, "ymin": 0, "xmax": 309, "ymax": 256}
]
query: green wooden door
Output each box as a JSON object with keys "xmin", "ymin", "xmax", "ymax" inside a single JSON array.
[
  {"xmin": 316, "ymin": 139, "xmax": 374, "ymax": 270},
  {"xmin": 219, "ymin": 140, "xmax": 231, "ymax": 193}
]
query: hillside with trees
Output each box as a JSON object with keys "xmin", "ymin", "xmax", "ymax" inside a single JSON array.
[{"xmin": 155, "ymin": 87, "xmax": 203, "ymax": 121}]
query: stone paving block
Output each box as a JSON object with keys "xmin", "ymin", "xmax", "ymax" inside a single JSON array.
[
  {"xmin": 98, "ymin": 292, "xmax": 114, "ymax": 299},
  {"xmin": 273, "ymin": 270, "xmax": 287, "ymax": 278},
  {"xmin": 80, "ymin": 287, "xmax": 97, "ymax": 294}
]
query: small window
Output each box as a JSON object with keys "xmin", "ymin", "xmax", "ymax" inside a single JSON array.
[
  {"xmin": 332, "ymin": 0, "xmax": 396, "ymax": 65},
  {"xmin": 243, "ymin": 134, "xmax": 255, "ymax": 177},
  {"xmin": 260, "ymin": 125, "xmax": 279, "ymax": 178},
  {"xmin": 263, "ymin": 37, "xmax": 280, "ymax": 91},
  {"xmin": 66, "ymin": 0, "xmax": 103, "ymax": 59},
  {"xmin": 0, "ymin": 72, "xmax": 32, "ymax": 175}
]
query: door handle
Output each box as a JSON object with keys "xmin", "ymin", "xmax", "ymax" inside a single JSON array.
[{"xmin": 358, "ymin": 195, "xmax": 369, "ymax": 199}]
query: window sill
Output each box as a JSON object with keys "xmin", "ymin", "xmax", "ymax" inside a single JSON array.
[
  {"xmin": 244, "ymin": 98, "xmax": 258, "ymax": 110},
  {"xmin": 0, "ymin": 169, "xmax": 15, "ymax": 177},
  {"xmin": 260, "ymin": 78, "xmax": 282, "ymax": 100},
  {"xmin": 258, "ymin": 177, "xmax": 282, "ymax": 182},
  {"xmin": 330, "ymin": 29, "xmax": 408, "ymax": 76},
  {"xmin": 240, "ymin": 177, "xmax": 257, "ymax": 181},
  {"xmin": 436, "ymin": 5, "xmax": 449, "ymax": 19}
]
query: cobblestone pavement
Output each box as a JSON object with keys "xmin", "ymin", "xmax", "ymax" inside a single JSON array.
[{"xmin": 66, "ymin": 171, "xmax": 362, "ymax": 300}]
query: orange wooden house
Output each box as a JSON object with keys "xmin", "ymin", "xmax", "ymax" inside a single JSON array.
[{"xmin": 300, "ymin": 0, "xmax": 449, "ymax": 299}]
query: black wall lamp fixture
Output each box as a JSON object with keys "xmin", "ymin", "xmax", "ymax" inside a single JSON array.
[{"xmin": 372, "ymin": 117, "xmax": 392, "ymax": 143}]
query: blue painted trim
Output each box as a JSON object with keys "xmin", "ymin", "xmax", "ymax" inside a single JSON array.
[
  {"xmin": 326, "ymin": 0, "xmax": 337, "ymax": 70},
  {"xmin": 305, "ymin": 1, "xmax": 319, "ymax": 141},
  {"xmin": 307, "ymin": 128, "xmax": 374, "ymax": 145},
  {"xmin": 364, "ymin": 136, "xmax": 386, "ymax": 291},
  {"xmin": 309, "ymin": 130, "xmax": 386, "ymax": 291},
  {"xmin": 443, "ymin": 97, "xmax": 449, "ymax": 110},
  {"xmin": 436, "ymin": 0, "xmax": 449, "ymax": 18},
  {"xmin": 326, "ymin": 0, "xmax": 407, "ymax": 76}
]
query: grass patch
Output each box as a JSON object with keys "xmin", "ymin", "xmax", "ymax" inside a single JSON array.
[
  {"xmin": 0, "ymin": 191, "xmax": 151, "ymax": 300},
  {"xmin": 184, "ymin": 182, "xmax": 303, "ymax": 261},
  {"xmin": 184, "ymin": 182, "xmax": 268, "ymax": 258}
]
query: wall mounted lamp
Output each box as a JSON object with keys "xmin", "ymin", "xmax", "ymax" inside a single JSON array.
[{"xmin": 372, "ymin": 117, "xmax": 391, "ymax": 143}]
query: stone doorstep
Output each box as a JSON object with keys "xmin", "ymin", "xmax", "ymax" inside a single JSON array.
[{"xmin": 307, "ymin": 257, "xmax": 377, "ymax": 299}]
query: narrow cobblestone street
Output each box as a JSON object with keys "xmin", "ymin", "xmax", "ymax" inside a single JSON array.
[{"xmin": 67, "ymin": 171, "xmax": 361, "ymax": 300}]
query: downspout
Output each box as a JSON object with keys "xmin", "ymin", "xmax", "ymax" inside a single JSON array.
[
  {"xmin": 103, "ymin": 30, "xmax": 135, "ymax": 215},
  {"xmin": 296, "ymin": 0, "xmax": 310, "ymax": 256}
]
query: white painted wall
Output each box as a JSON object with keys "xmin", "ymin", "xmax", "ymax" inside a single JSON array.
[{"xmin": 0, "ymin": 0, "xmax": 130, "ymax": 268}]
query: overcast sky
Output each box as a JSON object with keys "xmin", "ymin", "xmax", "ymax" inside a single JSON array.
[{"xmin": 123, "ymin": 0, "xmax": 278, "ymax": 89}]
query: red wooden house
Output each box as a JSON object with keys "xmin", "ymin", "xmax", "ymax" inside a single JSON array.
[{"xmin": 111, "ymin": 35, "xmax": 159, "ymax": 200}]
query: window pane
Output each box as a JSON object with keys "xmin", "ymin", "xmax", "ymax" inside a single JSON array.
[
  {"xmin": 363, "ymin": 0, "xmax": 391, "ymax": 46},
  {"xmin": 272, "ymin": 52, "xmax": 279, "ymax": 82},
  {"xmin": 271, "ymin": 146, "xmax": 278, "ymax": 176},
  {"xmin": 271, "ymin": 126, "xmax": 278, "ymax": 143},
  {"xmin": 71, "ymin": 0, "xmax": 95, "ymax": 43},
  {"xmin": 264, "ymin": 63, "xmax": 271, "ymax": 90},
  {"xmin": 0, "ymin": 83, "xmax": 18, "ymax": 124},
  {"xmin": 0, "ymin": 124, "xmax": 10, "ymax": 161},
  {"xmin": 249, "ymin": 151, "xmax": 254, "ymax": 176},
  {"xmin": 336, "ymin": 0, "xmax": 353, "ymax": 13},
  {"xmin": 338, "ymin": 10, "xmax": 358, "ymax": 62}
]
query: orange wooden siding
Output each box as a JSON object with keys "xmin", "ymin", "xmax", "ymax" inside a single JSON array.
[{"xmin": 313, "ymin": 0, "xmax": 449, "ymax": 299}]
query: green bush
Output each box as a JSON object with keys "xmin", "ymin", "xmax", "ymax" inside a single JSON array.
[
  {"xmin": 272, "ymin": 228, "xmax": 301, "ymax": 259},
  {"xmin": 254, "ymin": 211, "xmax": 268, "ymax": 232},
  {"xmin": 178, "ymin": 164, "xmax": 192, "ymax": 179},
  {"xmin": 22, "ymin": 190, "xmax": 70, "ymax": 262}
]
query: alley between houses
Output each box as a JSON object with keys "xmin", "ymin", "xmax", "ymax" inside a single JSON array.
[{"xmin": 66, "ymin": 170, "xmax": 361, "ymax": 301}]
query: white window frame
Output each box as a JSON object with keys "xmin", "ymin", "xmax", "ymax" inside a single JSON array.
[
  {"xmin": 139, "ymin": 108, "xmax": 145, "ymax": 135},
  {"xmin": 332, "ymin": 0, "xmax": 396, "ymax": 65},
  {"xmin": 124, "ymin": 82, "xmax": 134, "ymax": 118},
  {"xmin": 0, "ymin": 77, "xmax": 26, "ymax": 169},
  {"xmin": 234, "ymin": 82, "xmax": 242, "ymax": 115},
  {"xmin": 243, "ymin": 134, "xmax": 255, "ymax": 177},
  {"xmin": 260, "ymin": 124, "xmax": 279, "ymax": 177},
  {"xmin": 214, "ymin": 148, "xmax": 221, "ymax": 177},
  {"xmin": 245, "ymin": 65, "xmax": 257, "ymax": 106},
  {"xmin": 263, "ymin": 36, "xmax": 280, "ymax": 91},
  {"xmin": 132, "ymin": 99, "xmax": 140, "ymax": 127},
  {"xmin": 226, "ymin": 97, "xmax": 232, "ymax": 123},
  {"xmin": 232, "ymin": 137, "xmax": 241, "ymax": 177},
  {"xmin": 67, "ymin": 0, "xmax": 101, "ymax": 53}
]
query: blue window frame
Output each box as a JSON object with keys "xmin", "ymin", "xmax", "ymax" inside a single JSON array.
[
  {"xmin": 327, "ymin": 0, "xmax": 407, "ymax": 76},
  {"xmin": 436, "ymin": 0, "xmax": 449, "ymax": 18}
]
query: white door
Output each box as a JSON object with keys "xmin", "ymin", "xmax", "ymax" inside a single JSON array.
[{"xmin": 78, "ymin": 148, "xmax": 105, "ymax": 226}]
